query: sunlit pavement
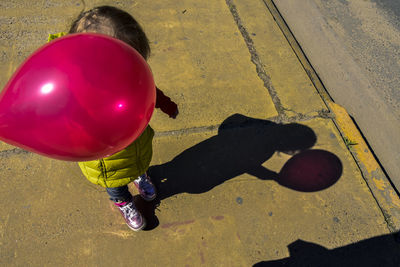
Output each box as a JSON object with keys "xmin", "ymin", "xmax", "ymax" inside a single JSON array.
[{"xmin": 0, "ymin": 0, "xmax": 399, "ymax": 266}]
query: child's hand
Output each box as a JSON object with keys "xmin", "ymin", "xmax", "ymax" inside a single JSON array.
[
  {"xmin": 155, "ymin": 87, "xmax": 178, "ymax": 118},
  {"xmin": 165, "ymin": 101, "xmax": 178, "ymax": 119},
  {"xmin": 170, "ymin": 107, "xmax": 179, "ymax": 119}
]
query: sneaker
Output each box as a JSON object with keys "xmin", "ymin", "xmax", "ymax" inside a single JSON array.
[
  {"xmin": 133, "ymin": 173, "xmax": 157, "ymax": 201},
  {"xmin": 115, "ymin": 200, "xmax": 146, "ymax": 231}
]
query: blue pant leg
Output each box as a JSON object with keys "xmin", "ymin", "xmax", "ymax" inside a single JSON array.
[{"xmin": 106, "ymin": 185, "xmax": 132, "ymax": 202}]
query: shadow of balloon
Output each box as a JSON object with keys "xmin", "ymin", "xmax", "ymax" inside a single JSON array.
[
  {"xmin": 148, "ymin": 114, "xmax": 342, "ymax": 199},
  {"xmin": 278, "ymin": 149, "xmax": 342, "ymax": 192},
  {"xmin": 253, "ymin": 232, "xmax": 400, "ymax": 267}
]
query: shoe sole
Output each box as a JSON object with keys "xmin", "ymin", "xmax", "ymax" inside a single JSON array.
[{"xmin": 142, "ymin": 194, "xmax": 156, "ymax": 202}]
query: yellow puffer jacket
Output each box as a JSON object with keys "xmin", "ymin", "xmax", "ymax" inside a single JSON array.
[{"xmin": 78, "ymin": 126, "xmax": 154, "ymax": 188}]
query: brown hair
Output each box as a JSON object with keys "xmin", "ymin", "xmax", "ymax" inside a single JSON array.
[{"xmin": 69, "ymin": 6, "xmax": 151, "ymax": 60}]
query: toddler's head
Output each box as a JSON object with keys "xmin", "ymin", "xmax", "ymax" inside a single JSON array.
[{"xmin": 69, "ymin": 6, "xmax": 150, "ymax": 60}]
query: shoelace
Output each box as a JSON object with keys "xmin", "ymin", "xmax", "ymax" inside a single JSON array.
[{"xmin": 120, "ymin": 202, "xmax": 138, "ymax": 219}]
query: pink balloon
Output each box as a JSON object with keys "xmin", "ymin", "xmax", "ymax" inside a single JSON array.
[{"xmin": 0, "ymin": 33, "xmax": 155, "ymax": 161}]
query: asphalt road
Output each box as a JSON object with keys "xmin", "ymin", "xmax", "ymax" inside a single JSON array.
[{"xmin": 273, "ymin": 0, "xmax": 400, "ymax": 191}]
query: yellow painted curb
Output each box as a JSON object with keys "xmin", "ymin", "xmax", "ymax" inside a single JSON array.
[
  {"xmin": 329, "ymin": 103, "xmax": 400, "ymax": 231},
  {"xmin": 328, "ymin": 103, "xmax": 379, "ymax": 174}
]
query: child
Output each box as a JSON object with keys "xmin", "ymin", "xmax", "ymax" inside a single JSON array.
[{"xmin": 60, "ymin": 6, "xmax": 178, "ymax": 231}]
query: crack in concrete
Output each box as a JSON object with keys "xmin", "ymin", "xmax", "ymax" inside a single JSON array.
[
  {"xmin": 0, "ymin": 148, "xmax": 31, "ymax": 158},
  {"xmin": 154, "ymin": 111, "xmax": 332, "ymax": 137},
  {"xmin": 225, "ymin": 0, "xmax": 286, "ymax": 118},
  {"xmin": 155, "ymin": 124, "xmax": 220, "ymax": 137},
  {"xmin": 281, "ymin": 107, "xmax": 332, "ymax": 121},
  {"xmin": 0, "ymin": 111, "xmax": 331, "ymax": 156}
]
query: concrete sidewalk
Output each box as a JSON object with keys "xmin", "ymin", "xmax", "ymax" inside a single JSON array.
[{"xmin": 0, "ymin": 0, "xmax": 399, "ymax": 266}]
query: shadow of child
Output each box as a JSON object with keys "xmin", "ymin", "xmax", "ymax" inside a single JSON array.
[{"xmin": 149, "ymin": 114, "xmax": 317, "ymax": 200}]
